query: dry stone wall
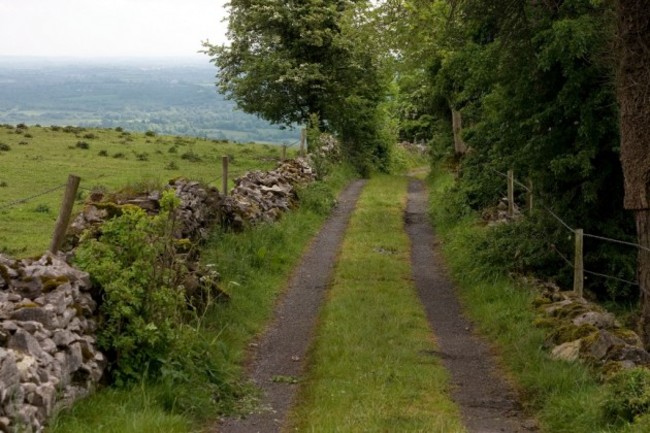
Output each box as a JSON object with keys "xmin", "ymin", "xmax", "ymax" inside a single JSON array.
[
  {"xmin": 0, "ymin": 156, "xmax": 321, "ymax": 432},
  {"xmin": 0, "ymin": 253, "xmax": 103, "ymax": 433}
]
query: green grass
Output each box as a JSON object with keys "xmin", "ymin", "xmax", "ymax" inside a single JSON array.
[
  {"xmin": 426, "ymin": 166, "xmax": 617, "ymax": 433},
  {"xmin": 47, "ymin": 387, "xmax": 192, "ymax": 433},
  {"xmin": 47, "ymin": 164, "xmax": 357, "ymax": 433},
  {"xmin": 287, "ymin": 175, "xmax": 465, "ymax": 433},
  {"xmin": 0, "ymin": 124, "xmax": 294, "ymax": 257}
]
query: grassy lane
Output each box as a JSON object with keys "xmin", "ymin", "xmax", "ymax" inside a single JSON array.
[
  {"xmin": 426, "ymin": 168, "xmax": 614, "ymax": 433},
  {"xmin": 48, "ymin": 167, "xmax": 356, "ymax": 433},
  {"xmin": 288, "ymin": 175, "xmax": 465, "ymax": 433}
]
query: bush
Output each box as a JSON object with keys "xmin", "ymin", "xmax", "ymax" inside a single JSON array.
[
  {"xmin": 98, "ymin": 150, "xmax": 108, "ymax": 157},
  {"xmin": 0, "ymin": 143, "xmax": 11, "ymax": 152},
  {"xmin": 74, "ymin": 192, "xmax": 188, "ymax": 384},
  {"xmin": 145, "ymin": 130, "xmax": 157, "ymax": 137},
  {"xmin": 76, "ymin": 141, "xmax": 90, "ymax": 150},
  {"xmin": 603, "ymin": 368, "xmax": 650, "ymax": 424},
  {"xmin": 181, "ymin": 151, "xmax": 202, "ymax": 162}
]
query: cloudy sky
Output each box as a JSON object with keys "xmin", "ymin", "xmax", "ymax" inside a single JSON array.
[{"xmin": 0, "ymin": 0, "xmax": 229, "ymax": 58}]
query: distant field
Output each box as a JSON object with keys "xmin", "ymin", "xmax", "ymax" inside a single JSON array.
[{"xmin": 0, "ymin": 124, "xmax": 293, "ymax": 257}]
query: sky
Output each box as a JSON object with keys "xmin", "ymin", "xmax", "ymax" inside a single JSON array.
[{"xmin": 0, "ymin": 0, "xmax": 229, "ymax": 59}]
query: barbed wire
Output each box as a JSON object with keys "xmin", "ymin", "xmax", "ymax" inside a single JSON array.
[{"xmin": 0, "ymin": 184, "xmax": 66, "ymax": 211}]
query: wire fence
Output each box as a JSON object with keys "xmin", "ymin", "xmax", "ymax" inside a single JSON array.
[
  {"xmin": 487, "ymin": 167, "xmax": 647, "ymax": 295},
  {"xmin": 0, "ymin": 184, "xmax": 66, "ymax": 211}
]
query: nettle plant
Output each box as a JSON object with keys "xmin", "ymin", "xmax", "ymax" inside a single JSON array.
[{"xmin": 75, "ymin": 190, "xmax": 190, "ymax": 384}]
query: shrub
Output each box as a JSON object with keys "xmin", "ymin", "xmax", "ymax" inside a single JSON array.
[
  {"xmin": 181, "ymin": 151, "xmax": 202, "ymax": 162},
  {"xmin": 98, "ymin": 150, "xmax": 108, "ymax": 157},
  {"xmin": 74, "ymin": 192, "xmax": 187, "ymax": 384},
  {"xmin": 19, "ymin": 141, "xmax": 28, "ymax": 145},
  {"xmin": 135, "ymin": 152, "xmax": 149, "ymax": 161},
  {"xmin": 603, "ymin": 368, "xmax": 650, "ymax": 424},
  {"xmin": 145, "ymin": 130, "xmax": 157, "ymax": 137},
  {"xmin": 0, "ymin": 143, "xmax": 11, "ymax": 152},
  {"xmin": 76, "ymin": 141, "xmax": 90, "ymax": 150},
  {"xmin": 83, "ymin": 133, "xmax": 97, "ymax": 139},
  {"xmin": 115, "ymin": 127, "xmax": 124, "ymax": 132},
  {"xmin": 113, "ymin": 152, "xmax": 126, "ymax": 159},
  {"xmin": 0, "ymin": 181, "xmax": 7, "ymax": 187}
]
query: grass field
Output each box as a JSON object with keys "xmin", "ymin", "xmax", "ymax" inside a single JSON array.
[{"xmin": 0, "ymin": 124, "xmax": 291, "ymax": 257}]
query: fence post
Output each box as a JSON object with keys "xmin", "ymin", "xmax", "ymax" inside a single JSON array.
[
  {"xmin": 282, "ymin": 145, "xmax": 287, "ymax": 161},
  {"xmin": 49, "ymin": 174, "xmax": 81, "ymax": 254},
  {"xmin": 573, "ymin": 228, "xmax": 584, "ymax": 297},
  {"xmin": 222, "ymin": 156, "xmax": 229, "ymax": 196},
  {"xmin": 300, "ymin": 128, "xmax": 306, "ymax": 156},
  {"xmin": 526, "ymin": 179, "xmax": 534, "ymax": 213},
  {"xmin": 507, "ymin": 170, "xmax": 515, "ymax": 218}
]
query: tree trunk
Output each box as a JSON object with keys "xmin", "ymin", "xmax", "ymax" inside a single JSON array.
[
  {"xmin": 636, "ymin": 210, "xmax": 650, "ymax": 344},
  {"xmin": 451, "ymin": 108, "xmax": 467, "ymax": 155},
  {"xmin": 616, "ymin": 0, "xmax": 650, "ymax": 347}
]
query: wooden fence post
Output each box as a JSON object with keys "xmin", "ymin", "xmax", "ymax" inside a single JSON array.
[
  {"xmin": 526, "ymin": 179, "xmax": 534, "ymax": 213},
  {"xmin": 507, "ymin": 170, "xmax": 515, "ymax": 218},
  {"xmin": 573, "ymin": 228, "xmax": 584, "ymax": 297},
  {"xmin": 222, "ymin": 156, "xmax": 229, "ymax": 196},
  {"xmin": 49, "ymin": 174, "xmax": 81, "ymax": 254},
  {"xmin": 300, "ymin": 128, "xmax": 306, "ymax": 156},
  {"xmin": 282, "ymin": 145, "xmax": 287, "ymax": 161}
]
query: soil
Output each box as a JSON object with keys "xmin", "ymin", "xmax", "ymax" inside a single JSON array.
[
  {"xmin": 406, "ymin": 178, "xmax": 536, "ymax": 433},
  {"xmin": 215, "ymin": 179, "xmax": 366, "ymax": 433}
]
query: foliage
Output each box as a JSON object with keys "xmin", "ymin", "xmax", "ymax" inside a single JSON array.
[
  {"xmin": 427, "ymin": 168, "xmax": 615, "ymax": 433},
  {"xmin": 603, "ymin": 368, "xmax": 650, "ymax": 425},
  {"xmin": 74, "ymin": 191, "xmax": 186, "ymax": 383},
  {"xmin": 384, "ymin": 0, "xmax": 637, "ymax": 301},
  {"xmin": 204, "ymin": 0, "xmax": 393, "ymax": 174}
]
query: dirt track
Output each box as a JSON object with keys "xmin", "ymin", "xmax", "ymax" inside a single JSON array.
[
  {"xmin": 216, "ymin": 180, "xmax": 366, "ymax": 433},
  {"xmin": 406, "ymin": 178, "xmax": 534, "ymax": 433},
  {"xmin": 217, "ymin": 177, "xmax": 535, "ymax": 433}
]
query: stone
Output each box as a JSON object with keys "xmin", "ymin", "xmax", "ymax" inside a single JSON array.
[
  {"xmin": 8, "ymin": 329, "xmax": 44, "ymax": 358},
  {"xmin": 52, "ymin": 330, "xmax": 76, "ymax": 348},
  {"xmin": 66, "ymin": 343, "xmax": 84, "ymax": 374},
  {"xmin": 551, "ymin": 340, "xmax": 581, "ymax": 362},
  {"xmin": 16, "ymin": 355, "xmax": 37, "ymax": 382},
  {"xmin": 0, "ymin": 348, "xmax": 19, "ymax": 389},
  {"xmin": 572, "ymin": 311, "xmax": 617, "ymax": 329},
  {"xmin": 580, "ymin": 330, "xmax": 626, "ymax": 362}
]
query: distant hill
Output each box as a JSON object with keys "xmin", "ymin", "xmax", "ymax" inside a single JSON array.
[{"xmin": 0, "ymin": 57, "xmax": 300, "ymax": 144}]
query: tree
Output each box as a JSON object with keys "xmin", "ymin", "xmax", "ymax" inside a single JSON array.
[
  {"xmin": 615, "ymin": 0, "xmax": 650, "ymax": 346},
  {"xmin": 203, "ymin": 0, "xmax": 392, "ymax": 173}
]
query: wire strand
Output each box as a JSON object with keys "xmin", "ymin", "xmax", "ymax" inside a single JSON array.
[{"xmin": 0, "ymin": 184, "xmax": 66, "ymax": 211}]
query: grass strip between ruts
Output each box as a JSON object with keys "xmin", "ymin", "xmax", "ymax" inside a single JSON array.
[{"xmin": 288, "ymin": 175, "xmax": 466, "ymax": 433}]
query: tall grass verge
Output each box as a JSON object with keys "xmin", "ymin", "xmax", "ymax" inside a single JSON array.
[
  {"xmin": 288, "ymin": 175, "xmax": 465, "ymax": 433},
  {"xmin": 48, "ymin": 164, "xmax": 356, "ymax": 433},
  {"xmin": 427, "ymin": 167, "xmax": 621, "ymax": 433}
]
